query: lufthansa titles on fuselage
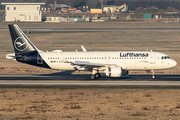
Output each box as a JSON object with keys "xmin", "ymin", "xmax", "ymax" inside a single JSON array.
[{"xmin": 120, "ymin": 52, "xmax": 149, "ymax": 57}]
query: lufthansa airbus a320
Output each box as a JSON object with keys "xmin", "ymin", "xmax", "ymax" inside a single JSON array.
[{"xmin": 6, "ymin": 24, "xmax": 177, "ymax": 79}]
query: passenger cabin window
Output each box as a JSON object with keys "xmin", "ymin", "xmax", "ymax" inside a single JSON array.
[
  {"xmin": 7, "ymin": 7, "xmax": 9, "ymax": 10},
  {"xmin": 14, "ymin": 7, "xmax": 16, "ymax": 10}
]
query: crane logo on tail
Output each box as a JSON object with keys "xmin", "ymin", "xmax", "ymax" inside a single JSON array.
[{"xmin": 14, "ymin": 37, "xmax": 28, "ymax": 51}]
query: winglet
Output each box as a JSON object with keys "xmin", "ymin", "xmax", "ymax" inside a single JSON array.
[{"xmin": 81, "ymin": 46, "xmax": 87, "ymax": 52}]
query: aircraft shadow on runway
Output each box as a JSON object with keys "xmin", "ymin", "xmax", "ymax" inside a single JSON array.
[
  {"xmin": 0, "ymin": 71, "xmax": 180, "ymax": 81},
  {"xmin": 36, "ymin": 72, "xmax": 180, "ymax": 81}
]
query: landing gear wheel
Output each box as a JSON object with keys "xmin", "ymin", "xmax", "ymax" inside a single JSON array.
[
  {"xmin": 151, "ymin": 70, "xmax": 155, "ymax": 79},
  {"xmin": 90, "ymin": 75, "xmax": 96, "ymax": 80},
  {"xmin": 95, "ymin": 73, "xmax": 101, "ymax": 78}
]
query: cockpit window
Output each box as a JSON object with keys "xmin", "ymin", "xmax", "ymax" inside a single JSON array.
[{"xmin": 161, "ymin": 56, "xmax": 170, "ymax": 59}]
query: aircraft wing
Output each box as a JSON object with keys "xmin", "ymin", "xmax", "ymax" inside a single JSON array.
[
  {"xmin": 70, "ymin": 61, "xmax": 126, "ymax": 70},
  {"xmin": 71, "ymin": 61, "xmax": 106, "ymax": 68},
  {"xmin": 58, "ymin": 52, "xmax": 116, "ymax": 69}
]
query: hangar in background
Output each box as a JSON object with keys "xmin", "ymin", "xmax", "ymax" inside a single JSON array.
[{"xmin": 1, "ymin": 2, "xmax": 45, "ymax": 22}]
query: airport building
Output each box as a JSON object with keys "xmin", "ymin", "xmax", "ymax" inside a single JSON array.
[{"xmin": 1, "ymin": 3, "xmax": 45, "ymax": 22}]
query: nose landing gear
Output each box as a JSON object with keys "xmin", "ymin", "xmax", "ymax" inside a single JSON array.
[{"xmin": 151, "ymin": 70, "xmax": 155, "ymax": 79}]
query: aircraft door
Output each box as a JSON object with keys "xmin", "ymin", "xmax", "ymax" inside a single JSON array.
[
  {"xmin": 37, "ymin": 54, "xmax": 43, "ymax": 64},
  {"xmin": 150, "ymin": 53, "xmax": 156, "ymax": 64}
]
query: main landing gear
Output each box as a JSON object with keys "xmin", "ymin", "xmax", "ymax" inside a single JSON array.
[
  {"xmin": 151, "ymin": 70, "xmax": 155, "ymax": 79},
  {"xmin": 90, "ymin": 73, "xmax": 101, "ymax": 80}
]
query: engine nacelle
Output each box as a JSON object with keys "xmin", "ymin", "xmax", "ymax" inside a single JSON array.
[
  {"xmin": 106, "ymin": 66, "xmax": 122, "ymax": 77},
  {"xmin": 122, "ymin": 70, "xmax": 129, "ymax": 75}
]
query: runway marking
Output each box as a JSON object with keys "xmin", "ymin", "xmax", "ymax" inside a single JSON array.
[{"xmin": 0, "ymin": 80, "xmax": 180, "ymax": 86}]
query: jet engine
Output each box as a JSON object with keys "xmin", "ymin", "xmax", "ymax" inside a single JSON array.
[{"xmin": 105, "ymin": 66, "xmax": 122, "ymax": 77}]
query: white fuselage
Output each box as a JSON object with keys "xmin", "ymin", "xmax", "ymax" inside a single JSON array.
[
  {"xmin": 39, "ymin": 51, "xmax": 177, "ymax": 71},
  {"xmin": 7, "ymin": 24, "xmax": 177, "ymax": 79}
]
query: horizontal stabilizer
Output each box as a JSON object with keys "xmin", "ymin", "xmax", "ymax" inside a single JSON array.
[
  {"xmin": 6, "ymin": 53, "xmax": 28, "ymax": 60},
  {"xmin": 6, "ymin": 53, "xmax": 16, "ymax": 60}
]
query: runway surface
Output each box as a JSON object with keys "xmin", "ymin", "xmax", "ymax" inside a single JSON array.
[
  {"xmin": 1, "ymin": 28, "xmax": 180, "ymax": 31},
  {"xmin": 0, "ymin": 74, "xmax": 180, "ymax": 86}
]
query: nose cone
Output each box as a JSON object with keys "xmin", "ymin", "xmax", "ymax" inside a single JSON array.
[{"xmin": 171, "ymin": 59, "xmax": 177, "ymax": 68}]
